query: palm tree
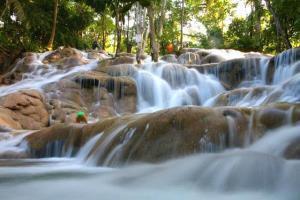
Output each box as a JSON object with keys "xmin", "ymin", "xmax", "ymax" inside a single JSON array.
[
  {"xmin": 47, "ymin": 0, "xmax": 59, "ymax": 50},
  {"xmin": 1, "ymin": 0, "xmax": 25, "ymax": 21}
]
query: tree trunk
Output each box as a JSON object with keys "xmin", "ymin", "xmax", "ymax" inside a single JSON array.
[
  {"xmin": 264, "ymin": 0, "xmax": 292, "ymax": 49},
  {"xmin": 135, "ymin": 3, "xmax": 146, "ymax": 64},
  {"xmin": 158, "ymin": 0, "xmax": 167, "ymax": 37},
  {"xmin": 47, "ymin": 0, "xmax": 59, "ymax": 50},
  {"xmin": 101, "ymin": 15, "xmax": 106, "ymax": 50},
  {"xmin": 115, "ymin": 10, "xmax": 122, "ymax": 57},
  {"xmin": 180, "ymin": 0, "xmax": 185, "ymax": 49},
  {"xmin": 147, "ymin": 5, "xmax": 159, "ymax": 62}
]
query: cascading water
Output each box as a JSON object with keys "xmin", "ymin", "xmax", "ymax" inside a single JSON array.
[
  {"xmin": 134, "ymin": 62, "xmax": 224, "ymax": 112},
  {"xmin": 1, "ymin": 126, "xmax": 300, "ymax": 200}
]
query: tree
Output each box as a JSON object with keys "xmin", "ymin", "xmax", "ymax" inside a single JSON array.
[
  {"xmin": 47, "ymin": 0, "xmax": 59, "ymax": 50},
  {"xmin": 263, "ymin": 0, "xmax": 292, "ymax": 49}
]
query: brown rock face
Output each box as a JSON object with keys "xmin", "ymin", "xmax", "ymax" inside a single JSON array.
[
  {"xmin": 74, "ymin": 71, "xmax": 137, "ymax": 114},
  {"xmin": 201, "ymin": 54, "xmax": 226, "ymax": 64},
  {"xmin": 99, "ymin": 56, "xmax": 136, "ymax": 69},
  {"xmin": 24, "ymin": 104, "xmax": 300, "ymax": 164},
  {"xmin": 43, "ymin": 47, "xmax": 89, "ymax": 68},
  {"xmin": 0, "ymin": 90, "xmax": 49, "ymax": 130},
  {"xmin": 0, "ymin": 107, "xmax": 22, "ymax": 130},
  {"xmin": 178, "ymin": 52, "xmax": 201, "ymax": 65}
]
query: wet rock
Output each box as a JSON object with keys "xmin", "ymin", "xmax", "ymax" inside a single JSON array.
[
  {"xmin": 23, "ymin": 104, "xmax": 300, "ymax": 164},
  {"xmin": 284, "ymin": 138, "xmax": 300, "ymax": 159},
  {"xmin": 161, "ymin": 54, "xmax": 178, "ymax": 63},
  {"xmin": 43, "ymin": 47, "xmax": 89, "ymax": 68},
  {"xmin": 201, "ymin": 54, "xmax": 226, "ymax": 64},
  {"xmin": 0, "ymin": 90, "xmax": 49, "ymax": 130},
  {"xmin": 99, "ymin": 56, "xmax": 136, "ymax": 69},
  {"xmin": 266, "ymin": 47, "xmax": 300, "ymax": 84},
  {"xmin": 210, "ymin": 58, "xmax": 262, "ymax": 89},
  {"xmin": 74, "ymin": 71, "xmax": 137, "ymax": 114},
  {"xmin": 209, "ymin": 86, "xmax": 275, "ymax": 106},
  {"xmin": 97, "ymin": 64, "xmax": 138, "ymax": 77},
  {"xmin": 0, "ymin": 107, "xmax": 22, "ymax": 130},
  {"xmin": 180, "ymin": 48, "xmax": 201, "ymax": 54},
  {"xmin": 178, "ymin": 52, "xmax": 201, "ymax": 65}
]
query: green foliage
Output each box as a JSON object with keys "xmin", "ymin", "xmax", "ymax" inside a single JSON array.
[{"xmin": 0, "ymin": 0, "xmax": 95, "ymax": 51}]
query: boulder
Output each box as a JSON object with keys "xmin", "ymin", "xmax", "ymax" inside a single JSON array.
[
  {"xmin": 0, "ymin": 107, "xmax": 22, "ymax": 130},
  {"xmin": 99, "ymin": 56, "xmax": 136, "ymax": 69},
  {"xmin": 161, "ymin": 54, "xmax": 178, "ymax": 63},
  {"xmin": 42, "ymin": 47, "xmax": 89, "ymax": 68},
  {"xmin": 0, "ymin": 90, "xmax": 49, "ymax": 130},
  {"xmin": 24, "ymin": 103, "xmax": 300, "ymax": 164},
  {"xmin": 178, "ymin": 52, "xmax": 201, "ymax": 65},
  {"xmin": 201, "ymin": 54, "xmax": 226, "ymax": 64},
  {"xmin": 74, "ymin": 71, "xmax": 137, "ymax": 114},
  {"xmin": 208, "ymin": 58, "xmax": 262, "ymax": 89}
]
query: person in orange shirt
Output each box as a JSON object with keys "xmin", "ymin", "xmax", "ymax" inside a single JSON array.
[{"xmin": 166, "ymin": 43, "xmax": 174, "ymax": 54}]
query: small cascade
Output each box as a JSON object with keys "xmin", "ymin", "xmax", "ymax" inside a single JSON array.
[
  {"xmin": 273, "ymin": 48, "xmax": 298, "ymax": 84},
  {"xmin": 134, "ymin": 62, "xmax": 224, "ymax": 112},
  {"xmin": 0, "ymin": 60, "xmax": 98, "ymax": 97},
  {"xmin": 244, "ymin": 110, "xmax": 255, "ymax": 146},
  {"xmin": 85, "ymin": 124, "xmax": 129, "ymax": 166},
  {"xmin": 226, "ymin": 116, "xmax": 238, "ymax": 147},
  {"xmin": 249, "ymin": 126, "xmax": 300, "ymax": 157},
  {"xmin": 0, "ymin": 131, "xmax": 32, "ymax": 158},
  {"xmin": 76, "ymin": 133, "xmax": 104, "ymax": 163}
]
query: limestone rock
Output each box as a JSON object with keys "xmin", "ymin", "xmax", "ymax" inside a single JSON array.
[{"xmin": 0, "ymin": 90, "xmax": 49, "ymax": 130}]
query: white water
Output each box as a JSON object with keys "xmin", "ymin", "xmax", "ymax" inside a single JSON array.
[
  {"xmin": 0, "ymin": 131, "xmax": 32, "ymax": 157},
  {"xmin": 0, "ymin": 126, "xmax": 300, "ymax": 200},
  {"xmin": 0, "ymin": 51, "xmax": 98, "ymax": 97},
  {"xmin": 134, "ymin": 62, "xmax": 224, "ymax": 112}
]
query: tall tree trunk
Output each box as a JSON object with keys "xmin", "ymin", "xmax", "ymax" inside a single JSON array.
[
  {"xmin": 147, "ymin": 5, "xmax": 159, "ymax": 62},
  {"xmin": 101, "ymin": 15, "xmax": 106, "ymax": 50},
  {"xmin": 180, "ymin": 0, "xmax": 185, "ymax": 49},
  {"xmin": 115, "ymin": 10, "xmax": 122, "ymax": 57},
  {"xmin": 47, "ymin": 0, "xmax": 59, "ymax": 50},
  {"xmin": 135, "ymin": 3, "xmax": 145, "ymax": 64},
  {"xmin": 158, "ymin": 0, "xmax": 167, "ymax": 37},
  {"xmin": 264, "ymin": 0, "xmax": 292, "ymax": 49}
]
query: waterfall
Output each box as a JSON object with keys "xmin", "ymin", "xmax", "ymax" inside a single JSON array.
[{"xmin": 134, "ymin": 62, "xmax": 224, "ymax": 112}]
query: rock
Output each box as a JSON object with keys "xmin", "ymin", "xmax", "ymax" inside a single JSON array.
[
  {"xmin": 209, "ymin": 86, "xmax": 275, "ymax": 106},
  {"xmin": 74, "ymin": 71, "xmax": 137, "ymax": 114},
  {"xmin": 99, "ymin": 56, "xmax": 136, "ymax": 69},
  {"xmin": 0, "ymin": 107, "xmax": 22, "ymax": 130},
  {"xmin": 87, "ymin": 51, "xmax": 109, "ymax": 60},
  {"xmin": 201, "ymin": 54, "xmax": 226, "ymax": 64},
  {"xmin": 178, "ymin": 52, "xmax": 201, "ymax": 65},
  {"xmin": 42, "ymin": 47, "xmax": 89, "ymax": 68},
  {"xmin": 180, "ymin": 48, "xmax": 201, "ymax": 54},
  {"xmin": 97, "ymin": 64, "xmax": 138, "ymax": 77},
  {"xmin": 25, "ymin": 117, "xmax": 126, "ymax": 157},
  {"xmin": 23, "ymin": 104, "xmax": 300, "ymax": 163},
  {"xmin": 0, "ymin": 90, "xmax": 49, "ymax": 130},
  {"xmin": 209, "ymin": 58, "xmax": 262, "ymax": 89},
  {"xmin": 161, "ymin": 54, "xmax": 178, "ymax": 63},
  {"xmin": 266, "ymin": 47, "xmax": 300, "ymax": 84},
  {"xmin": 188, "ymin": 63, "xmax": 219, "ymax": 73}
]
